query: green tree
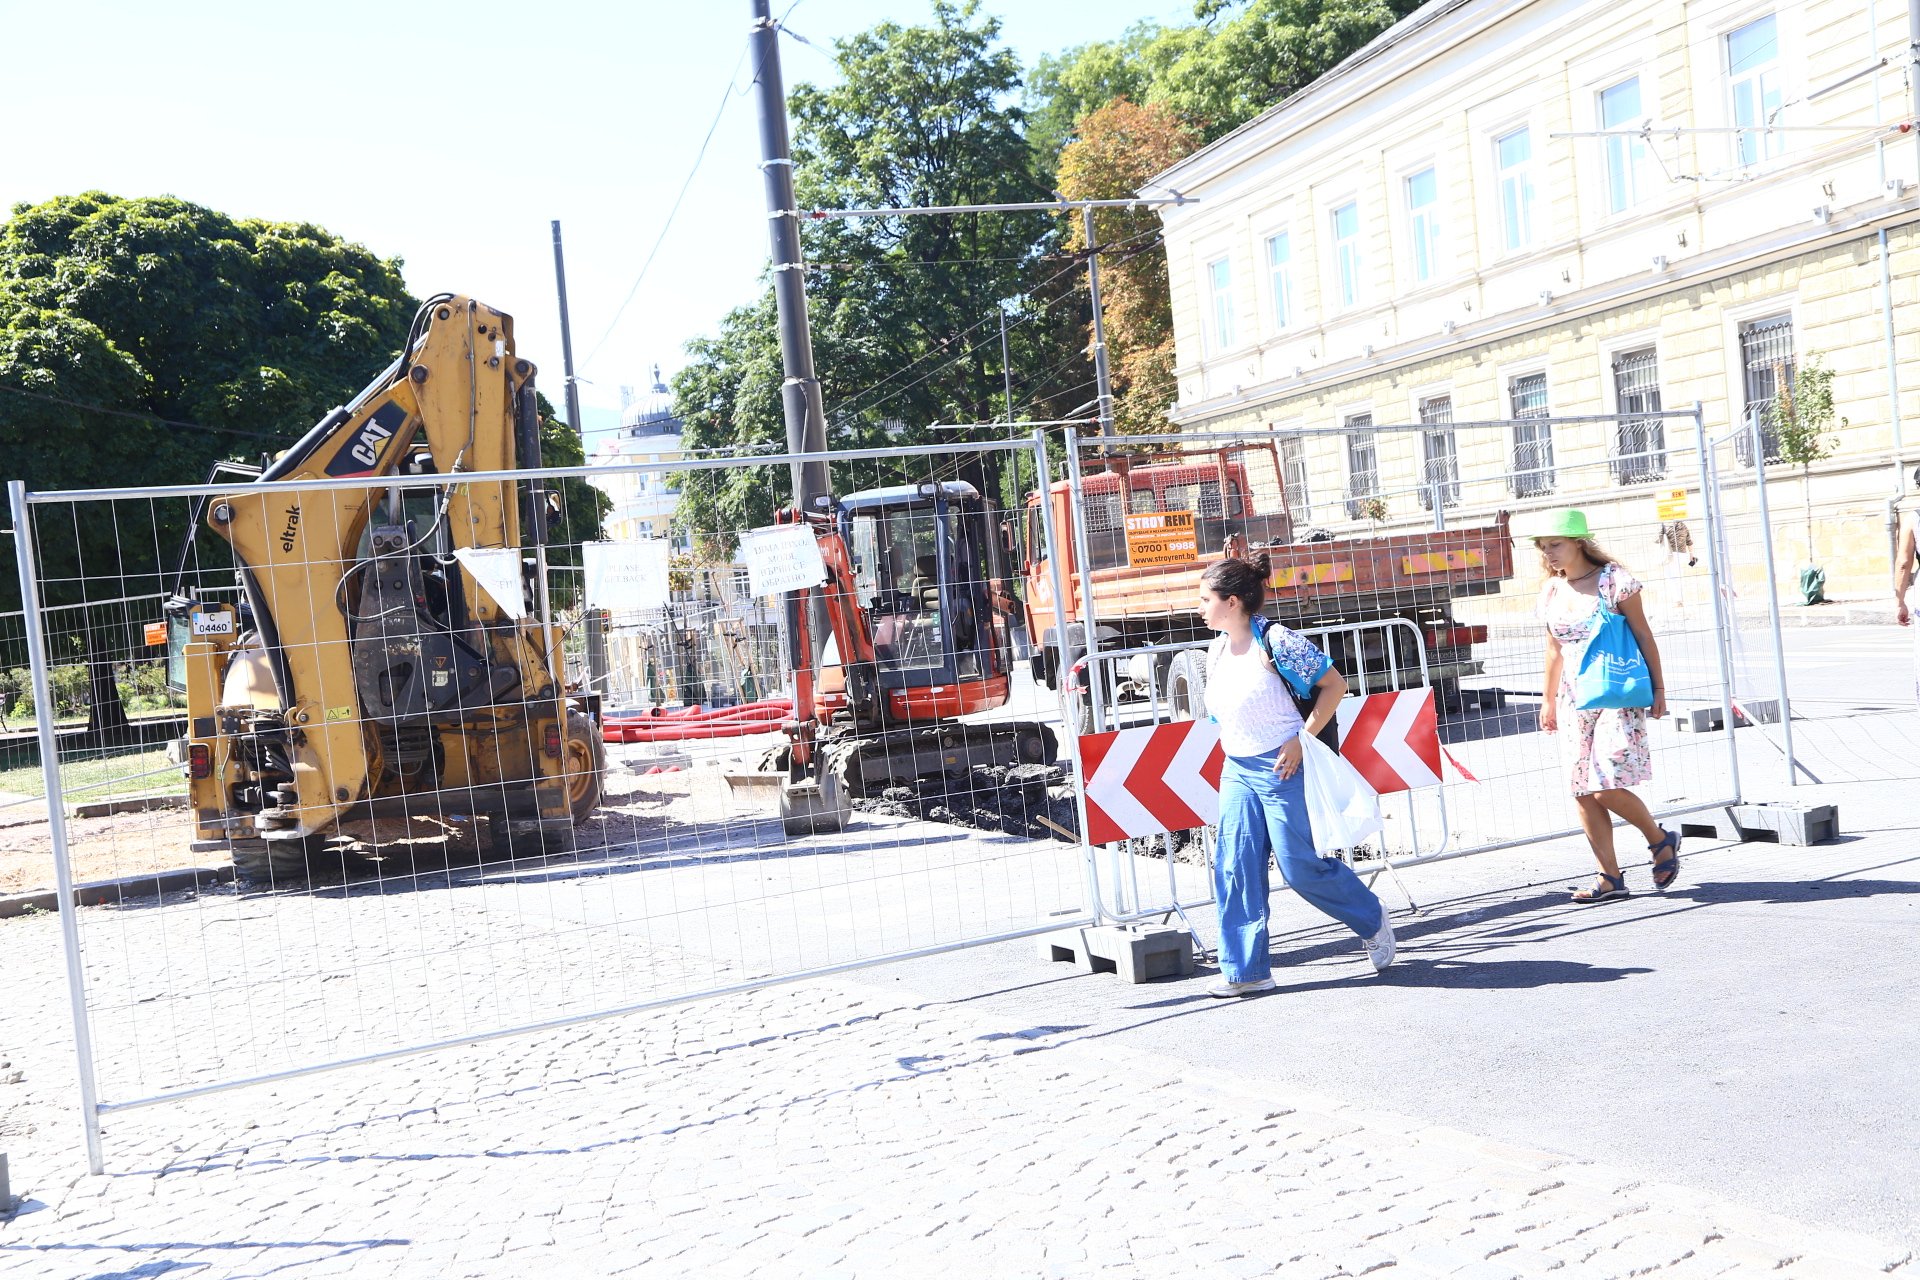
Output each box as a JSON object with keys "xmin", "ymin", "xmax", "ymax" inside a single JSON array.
[
  {"xmin": 0, "ymin": 193, "xmax": 417, "ymax": 610},
  {"xmin": 1024, "ymin": 23, "xmax": 1194, "ymax": 168},
  {"xmin": 1025, "ymin": 0, "xmax": 1425, "ymax": 151},
  {"xmin": 535, "ymin": 390, "xmax": 611, "ymax": 570},
  {"xmin": 1057, "ymin": 99, "xmax": 1199, "ymax": 435},
  {"xmin": 1764, "ymin": 353, "xmax": 1841, "ymax": 592},
  {"xmin": 675, "ymin": 1, "xmax": 1086, "ymax": 543}
]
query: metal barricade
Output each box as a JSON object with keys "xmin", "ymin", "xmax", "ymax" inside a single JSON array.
[
  {"xmin": 1054, "ymin": 408, "xmax": 1751, "ymax": 929},
  {"xmin": 8, "ymin": 432, "xmax": 1097, "ymax": 1171}
]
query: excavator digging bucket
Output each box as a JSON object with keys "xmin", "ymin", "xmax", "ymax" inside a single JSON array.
[{"xmin": 778, "ymin": 771, "xmax": 850, "ymax": 837}]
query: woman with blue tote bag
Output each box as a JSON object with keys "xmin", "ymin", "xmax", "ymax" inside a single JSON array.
[{"xmin": 1531, "ymin": 509, "xmax": 1681, "ymax": 903}]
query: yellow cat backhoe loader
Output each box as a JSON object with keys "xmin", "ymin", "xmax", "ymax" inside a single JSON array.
[{"xmin": 163, "ymin": 294, "xmax": 604, "ymax": 880}]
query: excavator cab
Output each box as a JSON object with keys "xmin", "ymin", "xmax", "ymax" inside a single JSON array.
[{"xmin": 841, "ymin": 481, "xmax": 1012, "ymax": 721}]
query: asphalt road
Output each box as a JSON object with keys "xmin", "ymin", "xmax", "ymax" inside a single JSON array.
[{"xmin": 867, "ymin": 622, "xmax": 1920, "ymax": 1251}]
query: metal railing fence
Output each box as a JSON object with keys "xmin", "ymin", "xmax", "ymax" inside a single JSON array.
[{"xmin": 9, "ymin": 433, "xmax": 1096, "ymax": 1173}]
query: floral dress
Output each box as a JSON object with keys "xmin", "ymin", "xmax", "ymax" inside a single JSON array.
[{"xmin": 1538, "ymin": 563, "xmax": 1652, "ymax": 796}]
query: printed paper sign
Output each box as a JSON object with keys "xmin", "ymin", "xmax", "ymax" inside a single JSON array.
[
  {"xmin": 1125, "ymin": 510, "xmax": 1197, "ymax": 567},
  {"xmin": 739, "ymin": 524, "xmax": 828, "ymax": 596},
  {"xmin": 452, "ymin": 546, "xmax": 527, "ymax": 619},
  {"xmin": 1655, "ymin": 488, "xmax": 1689, "ymax": 520},
  {"xmin": 583, "ymin": 540, "xmax": 672, "ymax": 612}
]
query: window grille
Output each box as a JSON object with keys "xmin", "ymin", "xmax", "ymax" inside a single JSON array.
[
  {"xmin": 1509, "ymin": 373, "xmax": 1555, "ymax": 497},
  {"xmin": 1280, "ymin": 435, "xmax": 1310, "ymax": 518},
  {"xmin": 1345, "ymin": 415, "xmax": 1379, "ymax": 519},
  {"xmin": 1418, "ymin": 396, "xmax": 1460, "ymax": 508},
  {"xmin": 1737, "ymin": 314, "xmax": 1794, "ymax": 465},
  {"xmin": 1611, "ymin": 349, "xmax": 1665, "ymax": 484}
]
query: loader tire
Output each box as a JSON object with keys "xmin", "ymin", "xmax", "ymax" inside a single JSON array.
[
  {"xmin": 232, "ymin": 835, "xmax": 344, "ymax": 888},
  {"xmin": 565, "ymin": 711, "xmax": 606, "ymax": 825}
]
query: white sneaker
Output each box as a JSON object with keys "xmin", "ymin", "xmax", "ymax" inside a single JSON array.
[
  {"xmin": 1364, "ymin": 915, "xmax": 1397, "ymax": 973},
  {"xmin": 1206, "ymin": 976, "xmax": 1277, "ymax": 998}
]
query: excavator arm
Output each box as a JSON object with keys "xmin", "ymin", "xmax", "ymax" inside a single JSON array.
[{"xmin": 184, "ymin": 295, "xmax": 589, "ymax": 855}]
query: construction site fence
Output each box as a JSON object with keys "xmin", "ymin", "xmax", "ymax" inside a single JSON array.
[
  {"xmin": 1060, "ymin": 407, "xmax": 1794, "ymax": 923},
  {"xmin": 6, "ymin": 433, "xmax": 1091, "ymax": 1173}
]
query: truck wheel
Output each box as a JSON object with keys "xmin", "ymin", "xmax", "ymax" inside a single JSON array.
[
  {"xmin": 565, "ymin": 711, "xmax": 605, "ymax": 825},
  {"xmin": 1067, "ymin": 689, "xmax": 1094, "ymax": 738},
  {"xmin": 1168, "ymin": 650, "xmax": 1208, "ymax": 722}
]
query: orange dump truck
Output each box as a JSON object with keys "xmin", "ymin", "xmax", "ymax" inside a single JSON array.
[{"xmin": 1020, "ymin": 442, "xmax": 1514, "ymax": 729}]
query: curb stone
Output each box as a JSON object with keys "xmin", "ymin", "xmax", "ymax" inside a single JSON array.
[{"xmin": 0, "ymin": 865, "xmax": 233, "ymax": 919}]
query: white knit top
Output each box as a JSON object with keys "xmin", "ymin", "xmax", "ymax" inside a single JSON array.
[{"xmin": 1206, "ymin": 634, "xmax": 1305, "ymax": 757}]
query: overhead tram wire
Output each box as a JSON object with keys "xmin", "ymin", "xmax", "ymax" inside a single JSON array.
[
  {"xmin": 0, "ymin": 384, "xmax": 289, "ymax": 444},
  {"xmin": 821, "ymin": 228, "xmax": 1167, "ymax": 433},
  {"xmin": 581, "ymin": 0, "xmax": 818, "ymax": 374},
  {"xmin": 818, "ymin": 226, "xmax": 1164, "ymax": 424}
]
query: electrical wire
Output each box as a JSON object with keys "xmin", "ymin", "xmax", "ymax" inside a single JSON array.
[
  {"xmin": 581, "ymin": 0, "xmax": 816, "ymax": 373},
  {"xmin": 824, "ymin": 229, "xmax": 1166, "ymax": 432},
  {"xmin": 0, "ymin": 383, "xmax": 290, "ymax": 444}
]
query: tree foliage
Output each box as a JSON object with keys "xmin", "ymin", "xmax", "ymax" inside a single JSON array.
[
  {"xmin": 0, "ymin": 193, "xmax": 418, "ymax": 609},
  {"xmin": 1027, "ymin": 0, "xmax": 1426, "ymax": 148},
  {"xmin": 674, "ymin": 1, "xmax": 1087, "ymax": 546},
  {"xmin": 1056, "ymin": 99, "xmax": 1199, "ymax": 435},
  {"xmin": 671, "ymin": 0, "xmax": 1433, "ymax": 538}
]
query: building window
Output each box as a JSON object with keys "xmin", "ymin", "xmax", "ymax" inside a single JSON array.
[
  {"xmin": 1728, "ymin": 15, "xmax": 1784, "ymax": 167},
  {"xmin": 1496, "ymin": 127, "xmax": 1535, "ymax": 253},
  {"xmin": 1206, "ymin": 256, "xmax": 1235, "ymax": 352},
  {"xmin": 1600, "ymin": 77, "xmax": 1648, "ymax": 213},
  {"xmin": 1344, "ymin": 413, "xmax": 1379, "ymax": 519},
  {"xmin": 1509, "ymin": 372, "xmax": 1555, "ymax": 497},
  {"xmin": 1279, "ymin": 433, "xmax": 1310, "ymax": 519},
  {"xmin": 1418, "ymin": 396, "xmax": 1460, "ymax": 509},
  {"xmin": 1265, "ymin": 233, "xmax": 1294, "ymax": 329},
  {"xmin": 1611, "ymin": 348, "xmax": 1666, "ymax": 484},
  {"xmin": 1405, "ymin": 168, "xmax": 1441, "ymax": 285},
  {"xmin": 1738, "ymin": 314, "xmax": 1795, "ymax": 465},
  {"xmin": 1332, "ymin": 202, "xmax": 1362, "ymax": 309}
]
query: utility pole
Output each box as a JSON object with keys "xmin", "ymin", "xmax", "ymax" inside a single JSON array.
[
  {"xmin": 1081, "ymin": 206, "xmax": 1116, "ymax": 440},
  {"xmin": 549, "ymin": 220, "xmax": 585, "ymax": 439},
  {"xmin": 749, "ymin": 0, "xmax": 831, "ymax": 513}
]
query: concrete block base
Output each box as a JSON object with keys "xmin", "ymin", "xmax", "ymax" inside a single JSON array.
[
  {"xmin": 1672, "ymin": 698, "xmax": 1781, "ymax": 733},
  {"xmin": 1039, "ymin": 923, "xmax": 1196, "ymax": 983},
  {"xmin": 1677, "ymin": 802, "xmax": 1840, "ymax": 846}
]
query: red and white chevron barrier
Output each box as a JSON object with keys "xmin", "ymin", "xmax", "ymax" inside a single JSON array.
[
  {"xmin": 1076, "ymin": 687, "xmax": 1447, "ymax": 842},
  {"xmin": 1334, "ymin": 688, "xmax": 1442, "ymax": 795},
  {"xmin": 1079, "ymin": 720, "xmax": 1224, "ymax": 844}
]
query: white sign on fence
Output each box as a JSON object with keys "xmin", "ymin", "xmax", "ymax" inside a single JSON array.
[
  {"xmin": 451, "ymin": 546, "xmax": 528, "ymax": 619},
  {"xmin": 739, "ymin": 524, "xmax": 827, "ymax": 596},
  {"xmin": 582, "ymin": 539, "xmax": 672, "ymax": 612}
]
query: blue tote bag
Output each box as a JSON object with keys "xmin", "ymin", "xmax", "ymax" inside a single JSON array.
[{"xmin": 1574, "ymin": 598, "xmax": 1653, "ymax": 710}]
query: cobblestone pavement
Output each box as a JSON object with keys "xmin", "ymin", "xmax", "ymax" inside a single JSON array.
[{"xmin": 1, "ymin": 897, "xmax": 1912, "ymax": 1279}]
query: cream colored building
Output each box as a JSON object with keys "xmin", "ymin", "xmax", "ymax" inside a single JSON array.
[
  {"xmin": 1154, "ymin": 0, "xmax": 1920, "ymax": 598},
  {"xmin": 589, "ymin": 368, "xmax": 687, "ymax": 547}
]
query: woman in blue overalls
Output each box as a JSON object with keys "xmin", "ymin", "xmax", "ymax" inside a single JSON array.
[{"xmin": 1199, "ymin": 554, "xmax": 1397, "ymax": 996}]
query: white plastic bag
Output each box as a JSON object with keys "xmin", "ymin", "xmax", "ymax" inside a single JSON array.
[{"xmin": 1298, "ymin": 732, "xmax": 1383, "ymax": 854}]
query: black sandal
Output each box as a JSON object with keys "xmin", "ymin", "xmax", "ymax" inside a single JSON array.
[
  {"xmin": 1649, "ymin": 829, "xmax": 1682, "ymax": 890},
  {"xmin": 1570, "ymin": 872, "xmax": 1629, "ymax": 904}
]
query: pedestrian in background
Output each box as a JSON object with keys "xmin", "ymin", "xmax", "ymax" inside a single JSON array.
[
  {"xmin": 1891, "ymin": 466, "xmax": 1920, "ymax": 709},
  {"xmin": 1532, "ymin": 510, "xmax": 1680, "ymax": 902},
  {"xmin": 1197, "ymin": 554, "xmax": 1396, "ymax": 997}
]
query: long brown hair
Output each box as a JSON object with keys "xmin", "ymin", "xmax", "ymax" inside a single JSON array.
[
  {"xmin": 1536, "ymin": 537, "xmax": 1622, "ymax": 581},
  {"xmin": 1202, "ymin": 552, "xmax": 1272, "ymax": 615}
]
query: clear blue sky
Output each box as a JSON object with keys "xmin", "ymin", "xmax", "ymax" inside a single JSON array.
[{"xmin": 2, "ymin": 0, "xmax": 1192, "ymax": 439}]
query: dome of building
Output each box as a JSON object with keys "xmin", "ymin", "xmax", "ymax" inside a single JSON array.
[{"xmin": 621, "ymin": 365, "xmax": 682, "ymax": 439}]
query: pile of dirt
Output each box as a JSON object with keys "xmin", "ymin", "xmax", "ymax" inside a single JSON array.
[{"xmin": 853, "ymin": 763, "xmax": 1080, "ymax": 841}]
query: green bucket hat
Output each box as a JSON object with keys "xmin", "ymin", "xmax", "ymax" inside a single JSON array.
[{"xmin": 1519, "ymin": 508, "xmax": 1590, "ymax": 540}]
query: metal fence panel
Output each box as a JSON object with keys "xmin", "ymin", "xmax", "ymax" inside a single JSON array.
[
  {"xmin": 1053, "ymin": 410, "xmax": 1747, "ymax": 922},
  {"xmin": 9, "ymin": 434, "xmax": 1098, "ymax": 1170}
]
